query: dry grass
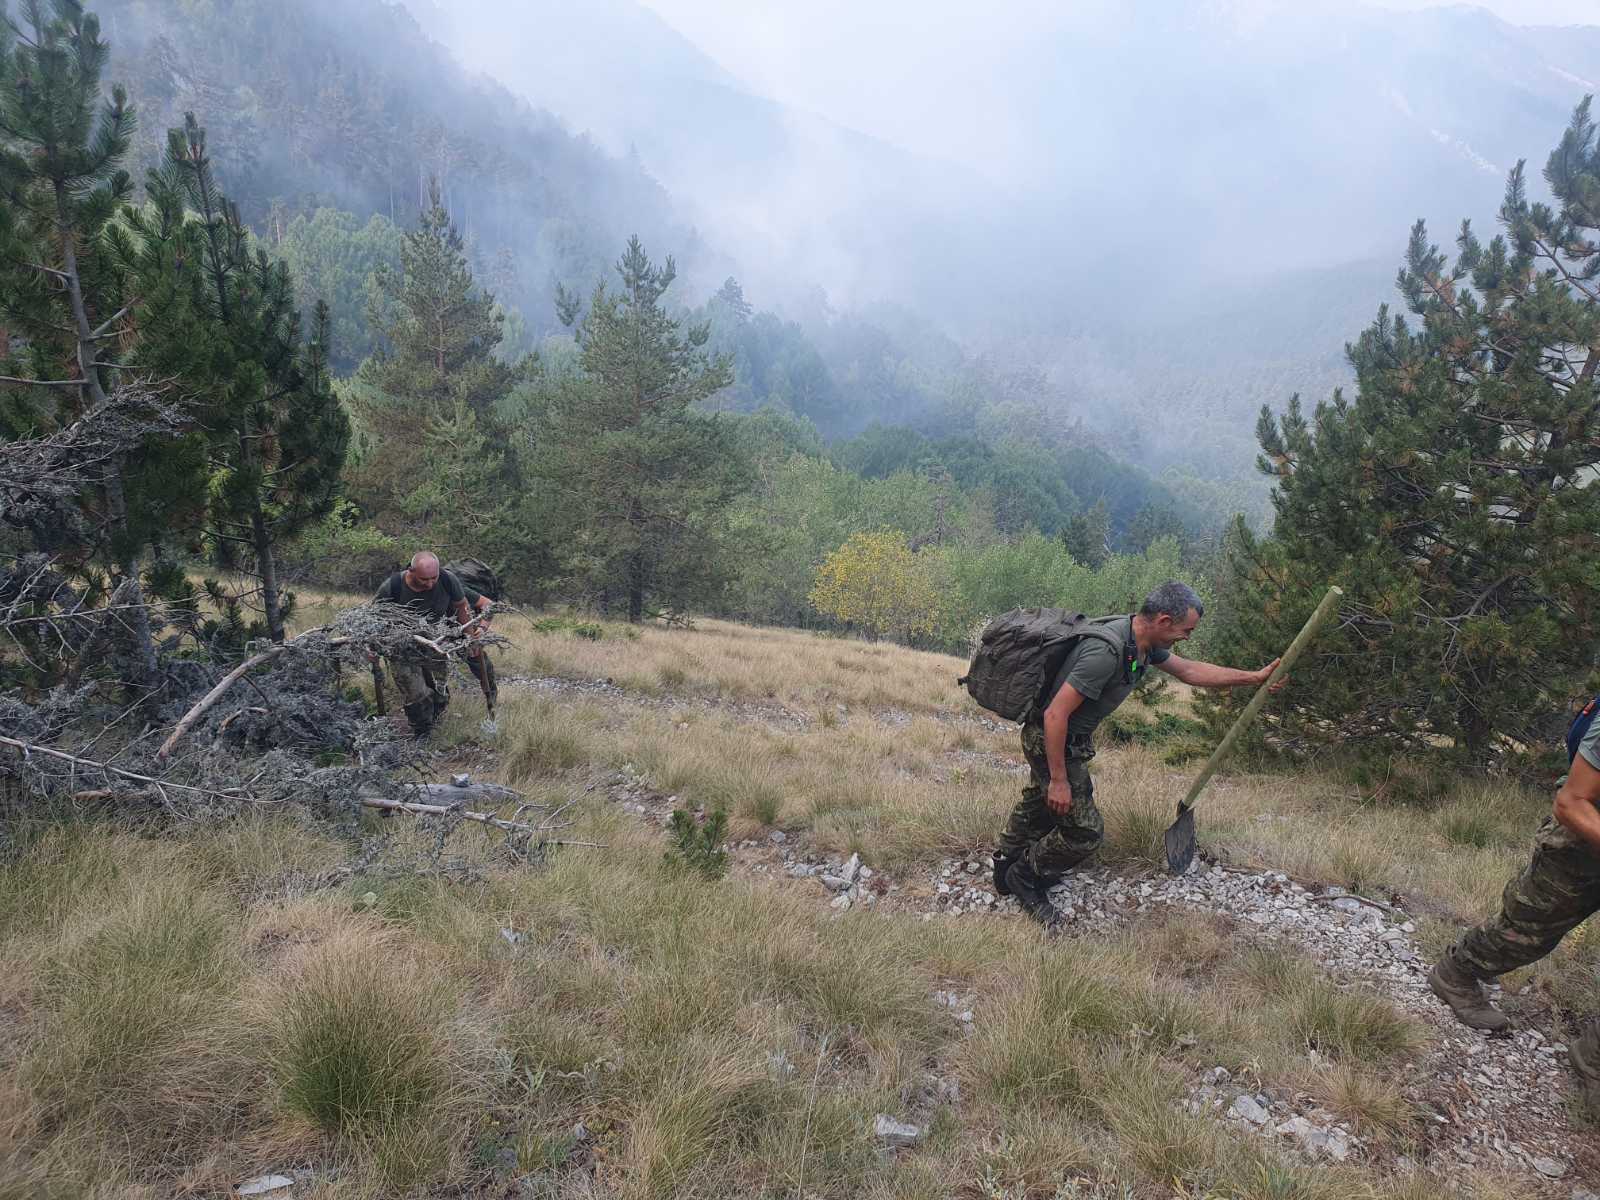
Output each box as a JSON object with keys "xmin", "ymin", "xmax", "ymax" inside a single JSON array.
[{"xmin": 4, "ymin": 605, "xmax": 1586, "ymax": 1195}]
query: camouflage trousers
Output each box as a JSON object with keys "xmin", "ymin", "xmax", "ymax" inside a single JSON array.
[
  {"xmin": 995, "ymin": 723, "xmax": 1103, "ymax": 879},
  {"xmin": 1455, "ymin": 816, "xmax": 1600, "ymax": 979},
  {"xmin": 388, "ymin": 651, "xmax": 449, "ymax": 736}
]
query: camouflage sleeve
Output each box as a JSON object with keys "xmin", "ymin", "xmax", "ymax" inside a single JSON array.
[{"xmin": 1061, "ymin": 640, "xmax": 1119, "ymax": 701}]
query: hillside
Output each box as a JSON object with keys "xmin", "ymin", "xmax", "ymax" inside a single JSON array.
[
  {"xmin": 4, "ymin": 604, "xmax": 1596, "ymax": 1196},
  {"xmin": 95, "ymin": 0, "xmax": 696, "ymax": 332}
]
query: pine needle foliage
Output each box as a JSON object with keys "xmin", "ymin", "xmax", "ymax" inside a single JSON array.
[
  {"xmin": 665, "ymin": 806, "xmax": 729, "ymax": 880},
  {"xmin": 1205, "ymin": 99, "xmax": 1600, "ymax": 763}
]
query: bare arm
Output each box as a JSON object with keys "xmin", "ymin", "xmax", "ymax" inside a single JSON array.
[
  {"xmin": 1040, "ymin": 681, "xmax": 1086, "ymax": 813},
  {"xmin": 1554, "ymin": 755, "xmax": 1600, "ymax": 856},
  {"xmin": 453, "ymin": 598, "xmax": 473, "ymax": 627},
  {"xmin": 1158, "ymin": 654, "xmax": 1280, "ymax": 690}
]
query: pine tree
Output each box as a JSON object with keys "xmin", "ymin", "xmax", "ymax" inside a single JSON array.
[
  {"xmin": 347, "ymin": 179, "xmax": 517, "ymax": 551},
  {"xmin": 1061, "ymin": 498, "xmax": 1111, "ymax": 568},
  {"xmin": 1205, "ymin": 99, "xmax": 1600, "ymax": 763},
  {"xmin": 534, "ymin": 237, "xmax": 746, "ymax": 621},
  {"xmin": 1125, "ymin": 500, "xmax": 1187, "ymax": 556},
  {"xmin": 0, "ymin": 0, "xmax": 167, "ymax": 681},
  {"xmin": 119, "ymin": 114, "xmax": 350, "ymax": 643},
  {"xmin": 713, "ymin": 276, "xmax": 752, "ymax": 325}
]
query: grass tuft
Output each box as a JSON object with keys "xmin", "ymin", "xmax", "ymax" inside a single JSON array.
[{"xmin": 265, "ymin": 930, "xmax": 459, "ymax": 1138}]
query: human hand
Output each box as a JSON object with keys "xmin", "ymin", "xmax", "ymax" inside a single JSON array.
[
  {"xmin": 1046, "ymin": 778, "xmax": 1073, "ymax": 814},
  {"xmin": 1257, "ymin": 658, "xmax": 1288, "ymax": 693}
]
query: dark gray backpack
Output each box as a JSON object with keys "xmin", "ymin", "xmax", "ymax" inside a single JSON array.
[
  {"xmin": 444, "ymin": 557, "xmax": 502, "ymax": 602},
  {"xmin": 957, "ymin": 608, "xmax": 1124, "ymax": 722}
]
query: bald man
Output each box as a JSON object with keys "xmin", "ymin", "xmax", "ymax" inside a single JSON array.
[{"xmin": 372, "ymin": 551, "xmax": 476, "ymax": 737}]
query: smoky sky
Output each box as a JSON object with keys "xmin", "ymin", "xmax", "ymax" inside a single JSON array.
[
  {"xmin": 430, "ymin": 0, "xmax": 1600, "ymax": 332},
  {"xmin": 631, "ymin": 0, "xmax": 1600, "ymax": 181}
]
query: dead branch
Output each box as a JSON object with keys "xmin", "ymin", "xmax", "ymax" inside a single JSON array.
[
  {"xmin": 356, "ymin": 793, "xmax": 593, "ymax": 839},
  {"xmin": 156, "ymin": 604, "xmax": 502, "ymax": 764},
  {"xmin": 217, "ymin": 706, "xmax": 268, "ymax": 733},
  {"xmin": 0, "ymin": 734, "xmax": 248, "ymax": 799},
  {"xmin": 155, "ymin": 624, "xmax": 335, "ymax": 762}
]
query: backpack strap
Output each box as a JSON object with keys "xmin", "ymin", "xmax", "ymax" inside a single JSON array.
[{"xmin": 1567, "ymin": 694, "xmax": 1600, "ymax": 764}]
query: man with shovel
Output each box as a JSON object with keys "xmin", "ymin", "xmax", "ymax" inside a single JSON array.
[{"xmin": 995, "ymin": 581, "xmax": 1282, "ymax": 930}]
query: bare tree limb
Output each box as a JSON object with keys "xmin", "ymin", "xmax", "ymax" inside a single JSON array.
[{"xmin": 1, "ymin": 734, "xmax": 248, "ymax": 798}]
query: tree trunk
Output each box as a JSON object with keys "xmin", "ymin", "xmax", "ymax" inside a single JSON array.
[
  {"xmin": 52, "ymin": 181, "xmax": 109, "ymax": 410},
  {"xmin": 627, "ymin": 551, "xmax": 645, "ymax": 623},
  {"xmin": 251, "ymin": 503, "xmax": 285, "ymax": 643},
  {"xmin": 103, "ymin": 464, "xmax": 158, "ymax": 686},
  {"xmin": 53, "ymin": 182, "xmax": 157, "ymax": 686},
  {"xmin": 1458, "ymin": 700, "xmax": 1493, "ymax": 764}
]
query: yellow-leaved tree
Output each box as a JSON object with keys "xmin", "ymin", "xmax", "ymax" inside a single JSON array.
[{"xmin": 809, "ymin": 530, "xmax": 940, "ymax": 642}]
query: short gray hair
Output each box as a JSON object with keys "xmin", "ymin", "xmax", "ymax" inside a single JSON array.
[{"xmin": 1140, "ymin": 581, "xmax": 1203, "ymax": 621}]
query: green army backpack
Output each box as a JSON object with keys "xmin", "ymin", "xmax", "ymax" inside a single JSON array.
[{"xmin": 957, "ymin": 608, "xmax": 1124, "ymax": 723}]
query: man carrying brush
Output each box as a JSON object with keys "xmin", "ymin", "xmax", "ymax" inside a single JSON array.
[
  {"xmin": 994, "ymin": 581, "xmax": 1281, "ymax": 930},
  {"xmin": 371, "ymin": 550, "xmax": 484, "ymax": 737}
]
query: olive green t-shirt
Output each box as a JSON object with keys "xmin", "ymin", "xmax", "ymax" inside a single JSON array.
[{"xmin": 1044, "ymin": 616, "xmax": 1170, "ymax": 740}]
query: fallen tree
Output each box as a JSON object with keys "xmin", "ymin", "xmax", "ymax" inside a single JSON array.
[{"xmin": 0, "ymin": 596, "xmax": 586, "ymax": 862}]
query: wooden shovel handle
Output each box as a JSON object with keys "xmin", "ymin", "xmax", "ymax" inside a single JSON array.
[{"xmin": 1178, "ymin": 585, "xmax": 1343, "ymax": 813}]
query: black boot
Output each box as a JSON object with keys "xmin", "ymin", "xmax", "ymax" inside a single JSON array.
[
  {"xmin": 1005, "ymin": 859, "xmax": 1063, "ymax": 931},
  {"xmin": 992, "ymin": 853, "xmax": 1014, "ymax": 895}
]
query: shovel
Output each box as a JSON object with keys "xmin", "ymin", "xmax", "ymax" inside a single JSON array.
[
  {"xmin": 470, "ymin": 646, "xmax": 499, "ymax": 736},
  {"xmin": 1164, "ymin": 585, "xmax": 1343, "ymax": 874}
]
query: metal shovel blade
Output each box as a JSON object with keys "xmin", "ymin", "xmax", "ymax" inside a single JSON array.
[{"xmin": 1164, "ymin": 803, "xmax": 1197, "ymax": 874}]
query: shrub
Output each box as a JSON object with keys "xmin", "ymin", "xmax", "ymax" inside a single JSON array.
[{"xmin": 664, "ymin": 808, "xmax": 730, "ymax": 880}]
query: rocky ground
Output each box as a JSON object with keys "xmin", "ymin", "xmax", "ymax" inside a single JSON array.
[
  {"xmin": 504, "ymin": 672, "xmax": 1600, "ymax": 1193},
  {"xmin": 601, "ymin": 766, "xmax": 1599, "ymax": 1194}
]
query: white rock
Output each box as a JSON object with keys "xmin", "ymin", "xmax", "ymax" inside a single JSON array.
[
  {"xmin": 1276, "ymin": 1116, "xmax": 1314, "ymax": 1140},
  {"xmin": 829, "ymin": 892, "xmax": 852, "ymax": 910},
  {"xmin": 237, "ymin": 1177, "xmax": 294, "ymax": 1197},
  {"xmin": 1323, "ymin": 1127, "xmax": 1351, "ymax": 1161},
  {"xmin": 842, "ymin": 853, "xmax": 861, "ymax": 881},
  {"xmin": 1230, "ymin": 1095, "xmax": 1270, "ymax": 1125},
  {"xmin": 873, "ymin": 1114, "xmax": 923, "ymax": 1147},
  {"xmin": 769, "ymin": 830, "xmax": 786, "ymax": 844}
]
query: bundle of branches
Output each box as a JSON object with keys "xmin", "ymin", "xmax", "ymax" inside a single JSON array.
[{"xmin": 0, "ymin": 601, "xmax": 587, "ymax": 857}]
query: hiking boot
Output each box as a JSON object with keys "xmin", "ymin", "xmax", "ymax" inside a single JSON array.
[
  {"xmin": 1569, "ymin": 1028, "xmax": 1600, "ymax": 1116},
  {"xmin": 992, "ymin": 853, "xmax": 1014, "ymax": 896},
  {"xmin": 1428, "ymin": 948, "xmax": 1511, "ymax": 1033},
  {"xmin": 1005, "ymin": 859, "xmax": 1063, "ymax": 932}
]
